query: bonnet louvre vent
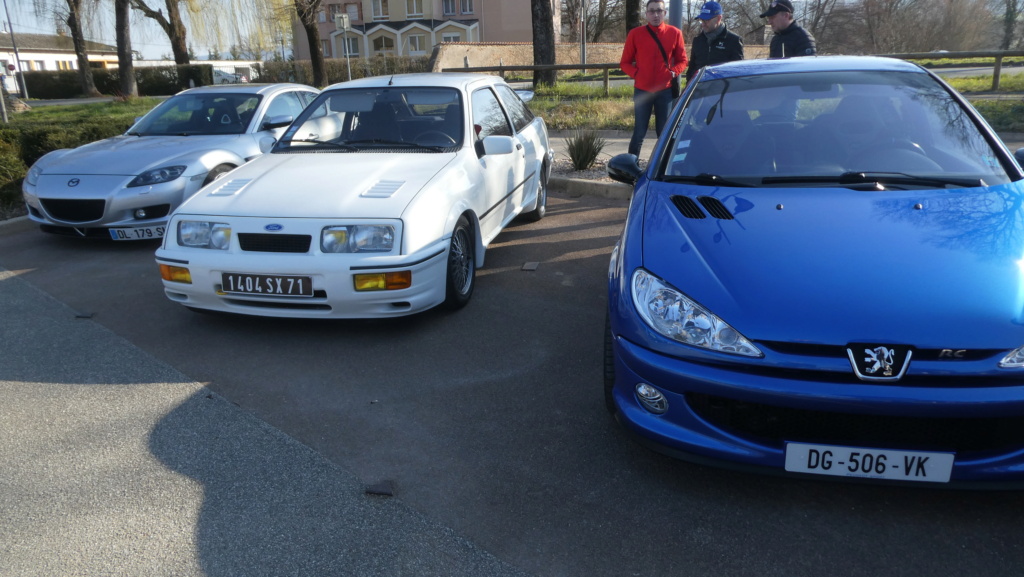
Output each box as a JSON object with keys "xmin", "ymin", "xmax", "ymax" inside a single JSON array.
[
  {"xmin": 671, "ymin": 196, "xmax": 707, "ymax": 220},
  {"xmin": 698, "ymin": 196, "xmax": 734, "ymax": 220},
  {"xmin": 362, "ymin": 180, "xmax": 404, "ymax": 198},
  {"xmin": 208, "ymin": 179, "xmax": 252, "ymax": 196}
]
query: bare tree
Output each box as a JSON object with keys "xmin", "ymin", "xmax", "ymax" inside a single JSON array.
[
  {"xmin": 131, "ymin": 0, "xmax": 191, "ymax": 65},
  {"xmin": 563, "ymin": 0, "xmax": 625, "ymax": 42},
  {"xmin": 532, "ymin": 0, "xmax": 557, "ymax": 86},
  {"xmin": 64, "ymin": 0, "xmax": 100, "ymax": 96},
  {"xmin": 293, "ymin": 0, "xmax": 327, "ymax": 87},
  {"xmin": 998, "ymin": 0, "xmax": 1024, "ymax": 49},
  {"xmin": 625, "ymin": 0, "xmax": 641, "ymax": 33},
  {"xmin": 114, "ymin": 0, "xmax": 138, "ymax": 97}
]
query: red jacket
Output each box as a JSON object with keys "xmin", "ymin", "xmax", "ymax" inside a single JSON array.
[{"xmin": 620, "ymin": 23, "xmax": 688, "ymax": 93}]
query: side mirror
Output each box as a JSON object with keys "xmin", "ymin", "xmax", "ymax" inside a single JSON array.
[
  {"xmin": 480, "ymin": 135, "xmax": 515, "ymax": 156},
  {"xmin": 607, "ymin": 153, "xmax": 642, "ymax": 185},
  {"xmin": 261, "ymin": 114, "xmax": 294, "ymax": 131}
]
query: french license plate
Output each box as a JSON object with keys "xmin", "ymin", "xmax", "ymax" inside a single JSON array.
[
  {"xmin": 109, "ymin": 225, "xmax": 165, "ymax": 240},
  {"xmin": 221, "ymin": 273, "xmax": 313, "ymax": 297},
  {"xmin": 784, "ymin": 442, "xmax": 954, "ymax": 483}
]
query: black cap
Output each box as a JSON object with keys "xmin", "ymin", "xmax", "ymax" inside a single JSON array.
[{"xmin": 760, "ymin": 0, "xmax": 793, "ymax": 18}]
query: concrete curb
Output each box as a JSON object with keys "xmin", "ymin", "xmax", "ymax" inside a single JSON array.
[{"xmin": 550, "ymin": 176, "xmax": 631, "ymax": 200}]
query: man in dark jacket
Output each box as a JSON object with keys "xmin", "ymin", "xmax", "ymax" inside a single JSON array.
[
  {"xmin": 760, "ymin": 0, "xmax": 816, "ymax": 58},
  {"xmin": 686, "ymin": 1, "xmax": 743, "ymax": 82}
]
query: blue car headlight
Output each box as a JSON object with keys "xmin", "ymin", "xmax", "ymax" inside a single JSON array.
[
  {"xmin": 321, "ymin": 225, "xmax": 395, "ymax": 253},
  {"xmin": 178, "ymin": 221, "xmax": 231, "ymax": 249},
  {"xmin": 631, "ymin": 268, "xmax": 762, "ymax": 357},
  {"xmin": 128, "ymin": 165, "xmax": 187, "ymax": 187}
]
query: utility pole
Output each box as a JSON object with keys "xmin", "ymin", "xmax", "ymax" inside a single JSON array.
[
  {"xmin": 1, "ymin": 0, "xmax": 28, "ymax": 99},
  {"xmin": 334, "ymin": 14, "xmax": 351, "ymax": 82}
]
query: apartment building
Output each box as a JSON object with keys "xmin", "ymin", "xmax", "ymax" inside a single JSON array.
[{"xmin": 292, "ymin": 0, "xmax": 560, "ymax": 61}]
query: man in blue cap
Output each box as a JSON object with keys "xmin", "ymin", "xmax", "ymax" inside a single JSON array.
[{"xmin": 686, "ymin": 1, "xmax": 744, "ymax": 82}]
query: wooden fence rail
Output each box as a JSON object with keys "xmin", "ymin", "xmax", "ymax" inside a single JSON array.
[{"xmin": 444, "ymin": 50, "xmax": 1024, "ymax": 93}]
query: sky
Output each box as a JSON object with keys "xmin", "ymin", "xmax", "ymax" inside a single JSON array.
[{"xmin": 3, "ymin": 0, "xmax": 176, "ymax": 60}]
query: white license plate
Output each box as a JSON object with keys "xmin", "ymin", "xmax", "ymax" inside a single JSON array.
[
  {"xmin": 109, "ymin": 225, "xmax": 165, "ymax": 241},
  {"xmin": 784, "ymin": 442, "xmax": 954, "ymax": 483},
  {"xmin": 221, "ymin": 273, "xmax": 313, "ymax": 297}
]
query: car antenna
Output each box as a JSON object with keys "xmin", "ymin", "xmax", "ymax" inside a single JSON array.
[{"xmin": 388, "ymin": 75, "xmax": 394, "ymax": 86}]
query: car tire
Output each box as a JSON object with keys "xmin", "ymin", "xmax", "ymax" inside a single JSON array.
[
  {"xmin": 443, "ymin": 215, "xmax": 475, "ymax": 310},
  {"xmin": 522, "ymin": 162, "xmax": 548, "ymax": 222},
  {"xmin": 202, "ymin": 164, "xmax": 235, "ymax": 186},
  {"xmin": 604, "ymin": 312, "xmax": 617, "ymax": 415}
]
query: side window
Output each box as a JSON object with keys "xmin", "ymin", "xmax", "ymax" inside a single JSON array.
[
  {"xmin": 471, "ymin": 88, "xmax": 512, "ymax": 140},
  {"xmin": 299, "ymin": 91, "xmax": 318, "ymax": 107},
  {"xmin": 266, "ymin": 91, "xmax": 306, "ymax": 120},
  {"xmin": 496, "ymin": 85, "xmax": 534, "ymax": 133}
]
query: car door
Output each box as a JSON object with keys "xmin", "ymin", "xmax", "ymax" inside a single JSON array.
[
  {"xmin": 495, "ymin": 84, "xmax": 542, "ymax": 213},
  {"xmin": 470, "ymin": 86, "xmax": 524, "ymax": 243}
]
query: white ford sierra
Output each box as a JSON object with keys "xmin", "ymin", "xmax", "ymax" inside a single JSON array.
[{"xmin": 155, "ymin": 73, "xmax": 552, "ymax": 318}]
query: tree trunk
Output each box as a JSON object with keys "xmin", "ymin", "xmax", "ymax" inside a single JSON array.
[
  {"xmin": 531, "ymin": 0, "xmax": 557, "ymax": 87},
  {"xmin": 130, "ymin": 0, "xmax": 190, "ymax": 65},
  {"xmin": 1002, "ymin": 0, "xmax": 1021, "ymax": 50},
  {"xmin": 293, "ymin": 0, "xmax": 327, "ymax": 87},
  {"xmin": 65, "ymin": 0, "xmax": 100, "ymax": 97},
  {"xmin": 115, "ymin": 0, "xmax": 138, "ymax": 97},
  {"xmin": 625, "ymin": 0, "xmax": 641, "ymax": 33}
]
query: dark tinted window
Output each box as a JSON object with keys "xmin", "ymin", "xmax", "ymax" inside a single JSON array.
[
  {"xmin": 496, "ymin": 85, "xmax": 534, "ymax": 133},
  {"xmin": 471, "ymin": 87, "xmax": 512, "ymax": 139}
]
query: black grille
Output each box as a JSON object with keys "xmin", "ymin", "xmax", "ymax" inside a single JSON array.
[
  {"xmin": 687, "ymin": 393, "xmax": 1024, "ymax": 454},
  {"xmin": 138, "ymin": 204, "xmax": 171, "ymax": 219},
  {"xmin": 698, "ymin": 196, "xmax": 734, "ymax": 220},
  {"xmin": 40, "ymin": 198, "xmax": 105, "ymax": 222},
  {"xmin": 237, "ymin": 233, "xmax": 311, "ymax": 253},
  {"xmin": 671, "ymin": 196, "xmax": 706, "ymax": 219}
]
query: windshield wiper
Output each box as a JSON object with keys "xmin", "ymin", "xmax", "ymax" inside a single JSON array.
[
  {"xmin": 344, "ymin": 139, "xmax": 446, "ymax": 152},
  {"xmin": 662, "ymin": 173, "xmax": 753, "ymax": 188},
  {"xmin": 762, "ymin": 172, "xmax": 983, "ymax": 188},
  {"xmin": 287, "ymin": 138, "xmax": 357, "ymax": 150}
]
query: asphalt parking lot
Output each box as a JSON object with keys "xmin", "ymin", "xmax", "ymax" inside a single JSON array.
[{"xmin": 4, "ymin": 185, "xmax": 1024, "ymax": 576}]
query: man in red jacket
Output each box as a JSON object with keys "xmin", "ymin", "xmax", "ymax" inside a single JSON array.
[{"xmin": 620, "ymin": 0, "xmax": 687, "ymax": 157}]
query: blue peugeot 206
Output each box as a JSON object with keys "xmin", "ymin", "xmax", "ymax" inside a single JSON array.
[{"xmin": 605, "ymin": 56, "xmax": 1024, "ymax": 487}]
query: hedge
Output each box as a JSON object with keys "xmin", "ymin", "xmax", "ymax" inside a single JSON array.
[{"xmin": 23, "ymin": 64, "xmax": 218, "ymax": 99}]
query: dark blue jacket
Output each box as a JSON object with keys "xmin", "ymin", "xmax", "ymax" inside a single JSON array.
[
  {"xmin": 686, "ymin": 25, "xmax": 744, "ymax": 82},
  {"xmin": 769, "ymin": 21, "xmax": 816, "ymax": 58}
]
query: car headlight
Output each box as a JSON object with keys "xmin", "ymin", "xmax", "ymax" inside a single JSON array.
[
  {"xmin": 321, "ymin": 225, "xmax": 395, "ymax": 253},
  {"xmin": 178, "ymin": 221, "xmax": 231, "ymax": 249},
  {"xmin": 25, "ymin": 165, "xmax": 43, "ymax": 186},
  {"xmin": 631, "ymin": 268, "xmax": 762, "ymax": 357},
  {"xmin": 1000, "ymin": 346, "xmax": 1024, "ymax": 368},
  {"xmin": 128, "ymin": 165, "xmax": 187, "ymax": 187}
]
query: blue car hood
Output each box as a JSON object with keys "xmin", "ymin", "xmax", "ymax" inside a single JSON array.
[{"xmin": 639, "ymin": 181, "xmax": 1024, "ymax": 349}]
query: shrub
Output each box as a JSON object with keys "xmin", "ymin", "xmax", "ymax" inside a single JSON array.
[{"xmin": 565, "ymin": 129, "xmax": 607, "ymax": 170}]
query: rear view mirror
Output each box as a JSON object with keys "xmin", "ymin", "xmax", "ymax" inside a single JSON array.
[{"xmin": 262, "ymin": 115, "xmax": 293, "ymax": 130}]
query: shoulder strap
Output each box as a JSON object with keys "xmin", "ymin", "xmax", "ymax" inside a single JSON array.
[{"xmin": 645, "ymin": 25, "xmax": 670, "ymax": 67}]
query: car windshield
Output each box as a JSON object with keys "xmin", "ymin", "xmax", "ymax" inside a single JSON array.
[
  {"xmin": 130, "ymin": 93, "xmax": 261, "ymax": 136},
  {"xmin": 275, "ymin": 86, "xmax": 463, "ymax": 153},
  {"xmin": 663, "ymin": 70, "xmax": 1013, "ymax": 188}
]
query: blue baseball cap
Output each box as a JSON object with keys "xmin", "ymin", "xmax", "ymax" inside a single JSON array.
[{"xmin": 695, "ymin": 1, "xmax": 723, "ymax": 20}]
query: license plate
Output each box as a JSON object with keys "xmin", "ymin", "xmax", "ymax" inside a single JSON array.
[
  {"xmin": 784, "ymin": 442, "xmax": 954, "ymax": 483},
  {"xmin": 109, "ymin": 225, "xmax": 165, "ymax": 241},
  {"xmin": 221, "ymin": 273, "xmax": 313, "ymax": 297}
]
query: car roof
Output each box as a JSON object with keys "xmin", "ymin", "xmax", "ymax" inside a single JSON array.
[
  {"xmin": 320, "ymin": 72, "xmax": 502, "ymax": 93},
  {"xmin": 177, "ymin": 83, "xmax": 317, "ymax": 97},
  {"xmin": 701, "ymin": 55, "xmax": 927, "ymax": 81}
]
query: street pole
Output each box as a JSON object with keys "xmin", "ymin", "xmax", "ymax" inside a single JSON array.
[
  {"xmin": 335, "ymin": 14, "xmax": 351, "ymax": 82},
  {"xmin": 2, "ymin": 0, "xmax": 28, "ymax": 99}
]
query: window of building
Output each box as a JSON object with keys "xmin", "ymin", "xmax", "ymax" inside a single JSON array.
[
  {"xmin": 321, "ymin": 39, "xmax": 331, "ymax": 57},
  {"xmin": 460, "ymin": 0, "xmax": 473, "ymax": 14},
  {"xmin": 373, "ymin": 36, "xmax": 395, "ymax": 53},
  {"xmin": 345, "ymin": 3, "xmax": 360, "ymax": 22},
  {"xmin": 443, "ymin": 0, "xmax": 456, "ymax": 15},
  {"xmin": 372, "ymin": 0, "xmax": 389, "ymax": 20},
  {"xmin": 406, "ymin": 0, "xmax": 422, "ymax": 17},
  {"xmin": 442, "ymin": 32, "xmax": 460, "ymax": 43},
  {"xmin": 343, "ymin": 36, "xmax": 360, "ymax": 57},
  {"xmin": 318, "ymin": 10, "xmax": 327, "ymax": 22},
  {"xmin": 406, "ymin": 34, "xmax": 425, "ymax": 54}
]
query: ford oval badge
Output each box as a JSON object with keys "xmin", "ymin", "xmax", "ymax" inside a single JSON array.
[{"xmin": 264, "ymin": 224, "xmax": 283, "ymax": 232}]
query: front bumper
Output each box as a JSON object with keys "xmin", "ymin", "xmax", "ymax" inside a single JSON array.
[{"xmin": 609, "ymin": 334, "xmax": 1024, "ymax": 486}]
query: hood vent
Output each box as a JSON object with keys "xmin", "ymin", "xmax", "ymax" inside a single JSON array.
[
  {"xmin": 671, "ymin": 195, "xmax": 735, "ymax": 220},
  {"xmin": 698, "ymin": 196, "xmax": 734, "ymax": 220},
  {"xmin": 207, "ymin": 179, "xmax": 252, "ymax": 196},
  {"xmin": 362, "ymin": 180, "xmax": 404, "ymax": 198},
  {"xmin": 671, "ymin": 196, "xmax": 707, "ymax": 219}
]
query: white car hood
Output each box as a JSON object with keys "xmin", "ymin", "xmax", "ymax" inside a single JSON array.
[
  {"xmin": 177, "ymin": 152, "xmax": 457, "ymax": 219},
  {"xmin": 41, "ymin": 134, "xmax": 245, "ymax": 175}
]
